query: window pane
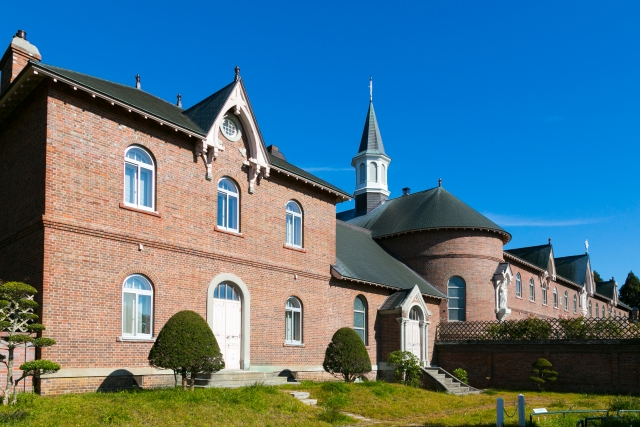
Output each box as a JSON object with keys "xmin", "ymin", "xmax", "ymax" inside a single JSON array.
[
  {"xmin": 217, "ymin": 192, "xmax": 227, "ymax": 227},
  {"xmin": 286, "ymin": 201, "xmax": 301, "ymax": 214},
  {"xmin": 285, "ymin": 310, "xmax": 293, "ymax": 341},
  {"xmin": 138, "ymin": 295, "xmax": 151, "ymax": 335},
  {"xmin": 214, "ymin": 285, "xmax": 219, "ymax": 299},
  {"xmin": 354, "ymin": 297, "xmax": 365, "ymax": 311},
  {"xmin": 354, "ymin": 312, "xmax": 365, "ymax": 328},
  {"xmin": 286, "ymin": 213, "xmax": 293, "ymax": 245},
  {"xmin": 293, "ymin": 311, "xmax": 301, "ymax": 342},
  {"xmin": 294, "ymin": 216, "xmax": 302, "ymax": 246},
  {"xmin": 139, "ymin": 168, "xmax": 153, "ymax": 208},
  {"xmin": 124, "ymin": 164, "xmax": 137, "ymax": 204},
  {"xmin": 356, "ymin": 329, "xmax": 365, "ymax": 342},
  {"xmin": 228, "ymin": 195, "xmax": 238, "ymax": 230},
  {"xmin": 226, "ymin": 284, "xmax": 232, "ymax": 300},
  {"xmin": 123, "ymin": 293, "xmax": 135, "ymax": 335},
  {"xmin": 126, "ymin": 147, "xmax": 152, "ymax": 164}
]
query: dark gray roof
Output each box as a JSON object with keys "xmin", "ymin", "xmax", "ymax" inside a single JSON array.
[
  {"xmin": 336, "ymin": 209, "xmax": 356, "ymax": 221},
  {"xmin": 595, "ymin": 280, "xmax": 616, "ymax": 300},
  {"xmin": 379, "ymin": 290, "xmax": 412, "ymax": 311},
  {"xmin": 357, "ymin": 101, "xmax": 386, "ymax": 155},
  {"xmin": 555, "ymin": 254, "xmax": 589, "ymax": 286},
  {"xmin": 505, "ymin": 244, "xmax": 552, "ymax": 271},
  {"xmin": 347, "ymin": 186, "xmax": 510, "ymax": 241},
  {"xmin": 182, "ymin": 81, "xmax": 235, "ymax": 132},
  {"xmin": 268, "ymin": 153, "xmax": 351, "ymax": 198},
  {"xmin": 34, "ymin": 62, "xmax": 206, "ymax": 135},
  {"xmin": 334, "ymin": 221, "xmax": 446, "ymax": 299}
]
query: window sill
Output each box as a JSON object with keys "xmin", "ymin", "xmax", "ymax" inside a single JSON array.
[
  {"xmin": 283, "ymin": 342, "xmax": 305, "ymax": 347},
  {"xmin": 117, "ymin": 336, "xmax": 155, "ymax": 343},
  {"xmin": 214, "ymin": 226, "xmax": 244, "ymax": 238},
  {"xmin": 119, "ymin": 203, "xmax": 161, "ymax": 217},
  {"xmin": 283, "ymin": 244, "xmax": 306, "ymax": 253},
  {"xmin": 516, "ymin": 295, "xmax": 522, "ymax": 299}
]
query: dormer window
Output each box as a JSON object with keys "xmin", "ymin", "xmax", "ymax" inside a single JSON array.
[{"xmin": 221, "ymin": 115, "xmax": 242, "ymax": 142}]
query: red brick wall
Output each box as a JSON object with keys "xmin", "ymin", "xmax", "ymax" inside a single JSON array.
[
  {"xmin": 436, "ymin": 341, "xmax": 640, "ymax": 394},
  {"xmin": 378, "ymin": 230, "xmax": 504, "ymax": 322}
]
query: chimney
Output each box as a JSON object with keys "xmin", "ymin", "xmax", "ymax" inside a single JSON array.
[
  {"xmin": 402, "ymin": 187, "xmax": 410, "ymax": 196},
  {"xmin": 135, "ymin": 74, "xmax": 141, "ymax": 89},
  {"xmin": 176, "ymin": 94, "xmax": 182, "ymax": 108},
  {"xmin": 0, "ymin": 30, "xmax": 42, "ymax": 95},
  {"xmin": 267, "ymin": 145, "xmax": 286, "ymax": 161}
]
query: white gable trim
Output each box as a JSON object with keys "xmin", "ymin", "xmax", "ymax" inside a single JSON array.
[{"xmin": 398, "ymin": 285, "xmax": 432, "ymax": 319}]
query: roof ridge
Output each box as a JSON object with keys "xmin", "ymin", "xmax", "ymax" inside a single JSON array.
[
  {"xmin": 336, "ymin": 219, "xmax": 372, "ymax": 234},
  {"xmin": 182, "ymin": 80, "xmax": 236, "ymax": 113}
]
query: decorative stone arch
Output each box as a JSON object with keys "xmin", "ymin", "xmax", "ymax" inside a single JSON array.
[
  {"xmin": 395, "ymin": 285, "xmax": 431, "ymax": 367},
  {"xmin": 207, "ymin": 273, "xmax": 251, "ymax": 370},
  {"xmin": 114, "ymin": 264, "xmax": 162, "ymax": 295}
]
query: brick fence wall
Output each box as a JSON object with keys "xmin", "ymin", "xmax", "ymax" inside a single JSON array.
[{"xmin": 435, "ymin": 340, "xmax": 640, "ymax": 394}]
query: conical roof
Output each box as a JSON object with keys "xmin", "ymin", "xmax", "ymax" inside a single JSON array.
[
  {"xmin": 357, "ymin": 101, "xmax": 386, "ymax": 154},
  {"xmin": 347, "ymin": 186, "xmax": 510, "ymax": 242}
]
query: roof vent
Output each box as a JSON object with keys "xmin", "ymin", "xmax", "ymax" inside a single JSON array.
[
  {"xmin": 16, "ymin": 30, "xmax": 26, "ymax": 40},
  {"xmin": 176, "ymin": 94, "xmax": 182, "ymax": 108},
  {"xmin": 402, "ymin": 187, "xmax": 410, "ymax": 196},
  {"xmin": 267, "ymin": 145, "xmax": 286, "ymax": 161},
  {"xmin": 135, "ymin": 74, "xmax": 141, "ymax": 89}
]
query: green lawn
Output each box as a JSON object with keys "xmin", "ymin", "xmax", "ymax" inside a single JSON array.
[{"xmin": 0, "ymin": 382, "xmax": 636, "ymax": 426}]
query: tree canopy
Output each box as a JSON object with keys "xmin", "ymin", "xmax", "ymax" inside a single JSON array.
[
  {"xmin": 592, "ymin": 270, "xmax": 604, "ymax": 283},
  {"xmin": 619, "ymin": 271, "xmax": 640, "ymax": 309},
  {"xmin": 323, "ymin": 327, "xmax": 371, "ymax": 382}
]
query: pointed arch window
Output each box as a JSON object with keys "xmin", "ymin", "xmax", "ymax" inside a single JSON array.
[
  {"xmin": 217, "ymin": 178, "xmax": 239, "ymax": 232},
  {"xmin": 573, "ymin": 294, "xmax": 578, "ymax": 314},
  {"xmin": 515, "ymin": 273, "xmax": 522, "ymax": 298},
  {"xmin": 553, "ymin": 287, "xmax": 558, "ymax": 308},
  {"xmin": 564, "ymin": 291, "xmax": 569, "ymax": 311},
  {"xmin": 381, "ymin": 164, "xmax": 387, "ymax": 185},
  {"xmin": 602, "ymin": 305, "xmax": 605, "ymax": 318},
  {"xmin": 286, "ymin": 201, "xmax": 303, "ymax": 248},
  {"xmin": 354, "ymin": 296, "xmax": 367, "ymax": 344},
  {"xmin": 122, "ymin": 275, "xmax": 153, "ymax": 339},
  {"xmin": 588, "ymin": 300, "xmax": 592, "ymax": 317},
  {"xmin": 285, "ymin": 297, "xmax": 302, "ymax": 345},
  {"xmin": 542, "ymin": 282, "xmax": 548, "ymax": 305},
  {"xmin": 368, "ymin": 162, "xmax": 378, "ymax": 182},
  {"xmin": 359, "ymin": 163, "xmax": 366, "ymax": 184},
  {"xmin": 529, "ymin": 278, "xmax": 535, "ymax": 302},
  {"xmin": 124, "ymin": 146, "xmax": 155, "ymax": 211},
  {"xmin": 595, "ymin": 303, "xmax": 599, "ymax": 318},
  {"xmin": 447, "ymin": 276, "xmax": 466, "ymax": 321}
]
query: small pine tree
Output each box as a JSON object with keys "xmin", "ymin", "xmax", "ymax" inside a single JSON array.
[
  {"xmin": 323, "ymin": 327, "xmax": 371, "ymax": 382},
  {"xmin": 148, "ymin": 310, "xmax": 224, "ymax": 391},
  {"xmin": 528, "ymin": 358, "xmax": 558, "ymax": 391},
  {"xmin": 593, "ymin": 270, "xmax": 604, "ymax": 283},
  {"xmin": 619, "ymin": 271, "xmax": 640, "ymax": 309},
  {"xmin": 0, "ymin": 282, "xmax": 59, "ymax": 405}
]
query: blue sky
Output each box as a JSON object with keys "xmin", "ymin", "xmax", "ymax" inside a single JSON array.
[{"xmin": 6, "ymin": 0, "xmax": 639, "ymax": 285}]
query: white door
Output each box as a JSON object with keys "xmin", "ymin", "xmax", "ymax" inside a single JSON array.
[
  {"xmin": 211, "ymin": 283, "xmax": 242, "ymax": 370},
  {"xmin": 407, "ymin": 320, "xmax": 421, "ymax": 361}
]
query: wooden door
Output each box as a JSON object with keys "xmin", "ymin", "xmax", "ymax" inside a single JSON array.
[
  {"xmin": 407, "ymin": 320, "xmax": 421, "ymax": 361},
  {"xmin": 225, "ymin": 300, "xmax": 241, "ymax": 370}
]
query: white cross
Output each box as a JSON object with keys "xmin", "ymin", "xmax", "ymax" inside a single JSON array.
[{"xmin": 585, "ymin": 239, "xmax": 589, "ymax": 253}]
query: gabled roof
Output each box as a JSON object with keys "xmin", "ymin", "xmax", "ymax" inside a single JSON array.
[
  {"xmin": 555, "ymin": 253, "xmax": 590, "ymax": 287},
  {"xmin": 357, "ymin": 101, "xmax": 386, "ymax": 155},
  {"xmin": 268, "ymin": 153, "xmax": 351, "ymax": 199},
  {"xmin": 333, "ymin": 221, "xmax": 446, "ymax": 299},
  {"xmin": 505, "ymin": 244, "xmax": 552, "ymax": 271},
  {"xmin": 595, "ymin": 280, "xmax": 616, "ymax": 300},
  {"xmin": 182, "ymin": 81, "xmax": 235, "ymax": 132},
  {"xmin": 34, "ymin": 62, "xmax": 206, "ymax": 135},
  {"xmin": 346, "ymin": 186, "xmax": 510, "ymax": 242}
]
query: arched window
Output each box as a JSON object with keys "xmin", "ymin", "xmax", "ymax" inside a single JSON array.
[
  {"xmin": 588, "ymin": 301, "xmax": 592, "ymax": 317},
  {"xmin": 124, "ymin": 146, "xmax": 155, "ymax": 210},
  {"xmin": 409, "ymin": 306, "xmax": 423, "ymax": 321},
  {"xmin": 564, "ymin": 291, "xmax": 569, "ymax": 311},
  {"xmin": 553, "ymin": 287, "xmax": 558, "ymax": 308},
  {"xmin": 602, "ymin": 305, "xmax": 605, "ymax": 318},
  {"xmin": 286, "ymin": 201, "xmax": 303, "ymax": 248},
  {"xmin": 359, "ymin": 163, "xmax": 366, "ymax": 184},
  {"xmin": 515, "ymin": 273, "xmax": 522, "ymax": 298},
  {"xmin": 573, "ymin": 294, "xmax": 577, "ymax": 314},
  {"xmin": 368, "ymin": 162, "xmax": 378, "ymax": 182},
  {"xmin": 542, "ymin": 282, "xmax": 548, "ymax": 305},
  {"xmin": 354, "ymin": 296, "xmax": 367, "ymax": 344},
  {"xmin": 529, "ymin": 278, "xmax": 535, "ymax": 302},
  {"xmin": 217, "ymin": 178, "xmax": 239, "ymax": 232},
  {"xmin": 595, "ymin": 303, "xmax": 599, "ymax": 318},
  {"xmin": 447, "ymin": 276, "xmax": 466, "ymax": 321},
  {"xmin": 381, "ymin": 164, "xmax": 387, "ymax": 185},
  {"xmin": 285, "ymin": 297, "xmax": 302, "ymax": 345},
  {"xmin": 122, "ymin": 275, "xmax": 153, "ymax": 338},
  {"xmin": 213, "ymin": 282, "xmax": 240, "ymax": 300}
]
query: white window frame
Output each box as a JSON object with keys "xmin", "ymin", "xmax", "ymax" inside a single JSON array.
[
  {"xmin": 564, "ymin": 291, "xmax": 569, "ymax": 311},
  {"xmin": 542, "ymin": 282, "xmax": 548, "ymax": 306},
  {"xmin": 368, "ymin": 162, "xmax": 378, "ymax": 182},
  {"xmin": 515, "ymin": 273, "xmax": 522, "ymax": 298},
  {"xmin": 354, "ymin": 296, "xmax": 367, "ymax": 345},
  {"xmin": 123, "ymin": 146, "xmax": 155, "ymax": 211},
  {"xmin": 122, "ymin": 274, "xmax": 153, "ymax": 339},
  {"xmin": 553, "ymin": 287, "xmax": 558, "ymax": 308},
  {"xmin": 588, "ymin": 301, "xmax": 592, "ymax": 317},
  {"xmin": 285, "ymin": 297, "xmax": 302, "ymax": 345},
  {"xmin": 285, "ymin": 201, "xmax": 303, "ymax": 248},
  {"xmin": 573, "ymin": 294, "xmax": 577, "ymax": 314},
  {"xmin": 217, "ymin": 177, "xmax": 240, "ymax": 232},
  {"xmin": 529, "ymin": 278, "xmax": 535, "ymax": 302},
  {"xmin": 220, "ymin": 115, "xmax": 243, "ymax": 142}
]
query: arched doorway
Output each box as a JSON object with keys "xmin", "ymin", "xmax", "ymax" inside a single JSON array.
[
  {"xmin": 207, "ymin": 274, "xmax": 251, "ymax": 370},
  {"xmin": 407, "ymin": 306, "xmax": 423, "ymax": 361}
]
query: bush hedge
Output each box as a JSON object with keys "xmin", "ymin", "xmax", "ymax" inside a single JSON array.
[{"xmin": 323, "ymin": 327, "xmax": 371, "ymax": 382}]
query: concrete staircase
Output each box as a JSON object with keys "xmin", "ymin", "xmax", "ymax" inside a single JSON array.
[
  {"xmin": 421, "ymin": 367, "xmax": 481, "ymax": 396},
  {"xmin": 194, "ymin": 370, "xmax": 291, "ymax": 388}
]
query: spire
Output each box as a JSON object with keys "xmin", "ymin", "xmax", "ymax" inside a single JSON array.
[{"xmin": 358, "ymin": 100, "xmax": 386, "ymax": 154}]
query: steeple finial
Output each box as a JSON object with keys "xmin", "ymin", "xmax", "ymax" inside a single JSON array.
[
  {"xmin": 234, "ymin": 65, "xmax": 241, "ymax": 81},
  {"xmin": 548, "ymin": 237, "xmax": 552, "ymax": 244},
  {"xmin": 176, "ymin": 94, "xmax": 182, "ymax": 108},
  {"xmin": 585, "ymin": 239, "xmax": 589, "ymax": 253},
  {"xmin": 369, "ymin": 76, "xmax": 373, "ymax": 102},
  {"xmin": 135, "ymin": 74, "xmax": 141, "ymax": 89},
  {"xmin": 438, "ymin": 178, "xmax": 442, "ymax": 187}
]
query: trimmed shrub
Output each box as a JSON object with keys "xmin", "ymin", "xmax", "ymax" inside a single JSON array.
[
  {"xmin": 323, "ymin": 327, "xmax": 371, "ymax": 382},
  {"xmin": 452, "ymin": 368, "xmax": 468, "ymax": 384},
  {"xmin": 148, "ymin": 310, "xmax": 224, "ymax": 390},
  {"xmin": 528, "ymin": 358, "xmax": 558, "ymax": 391},
  {"xmin": 386, "ymin": 350, "xmax": 421, "ymax": 387}
]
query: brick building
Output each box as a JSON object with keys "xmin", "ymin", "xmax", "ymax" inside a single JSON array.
[{"xmin": 0, "ymin": 31, "xmax": 630, "ymax": 394}]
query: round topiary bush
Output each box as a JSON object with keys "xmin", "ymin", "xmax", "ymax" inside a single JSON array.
[
  {"xmin": 323, "ymin": 327, "xmax": 371, "ymax": 382},
  {"xmin": 148, "ymin": 310, "xmax": 224, "ymax": 390}
]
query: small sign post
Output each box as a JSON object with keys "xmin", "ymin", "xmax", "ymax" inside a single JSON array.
[
  {"xmin": 496, "ymin": 398, "xmax": 504, "ymax": 427},
  {"xmin": 518, "ymin": 394, "xmax": 525, "ymax": 427}
]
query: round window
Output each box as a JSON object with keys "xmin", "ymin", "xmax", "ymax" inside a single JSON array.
[{"xmin": 220, "ymin": 116, "xmax": 242, "ymax": 142}]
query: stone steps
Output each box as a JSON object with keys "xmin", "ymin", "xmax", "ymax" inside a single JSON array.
[
  {"xmin": 421, "ymin": 367, "xmax": 482, "ymax": 396},
  {"xmin": 194, "ymin": 370, "xmax": 290, "ymax": 388}
]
